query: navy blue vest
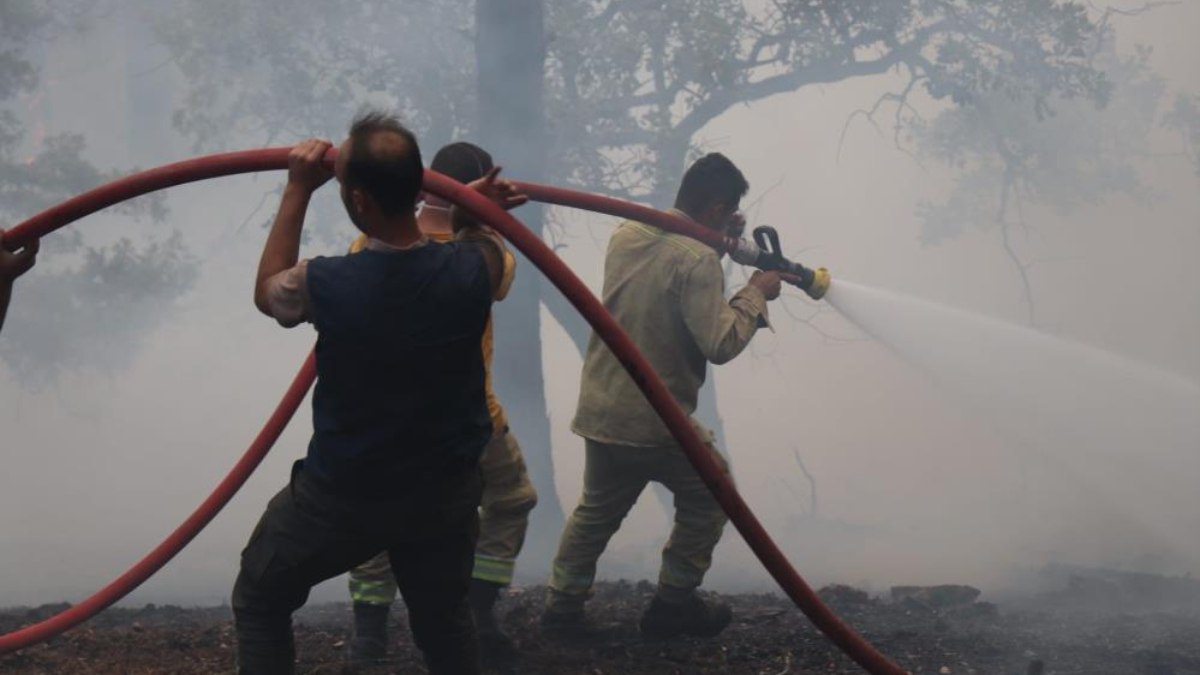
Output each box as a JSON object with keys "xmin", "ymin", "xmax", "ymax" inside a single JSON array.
[{"xmin": 302, "ymin": 242, "xmax": 493, "ymax": 495}]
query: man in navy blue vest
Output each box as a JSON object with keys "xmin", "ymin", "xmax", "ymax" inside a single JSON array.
[{"xmin": 232, "ymin": 111, "xmax": 523, "ymax": 675}]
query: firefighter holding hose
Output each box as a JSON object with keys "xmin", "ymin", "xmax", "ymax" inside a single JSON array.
[
  {"xmin": 234, "ymin": 111, "xmax": 523, "ymax": 675},
  {"xmin": 543, "ymin": 153, "xmax": 791, "ymax": 638},
  {"xmin": 343, "ymin": 142, "xmax": 538, "ymax": 668}
]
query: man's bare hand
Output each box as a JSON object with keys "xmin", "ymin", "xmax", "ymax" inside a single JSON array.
[
  {"xmin": 0, "ymin": 229, "xmax": 38, "ymax": 282},
  {"xmin": 467, "ymin": 166, "xmax": 528, "ymax": 211},
  {"xmin": 748, "ymin": 270, "xmax": 782, "ymax": 301},
  {"xmin": 287, "ymin": 139, "xmax": 334, "ymax": 193}
]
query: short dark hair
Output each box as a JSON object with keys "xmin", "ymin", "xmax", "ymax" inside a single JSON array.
[
  {"xmin": 431, "ymin": 142, "xmax": 494, "ymax": 185},
  {"xmin": 674, "ymin": 153, "xmax": 749, "ymax": 216},
  {"xmin": 343, "ymin": 111, "xmax": 423, "ymax": 217}
]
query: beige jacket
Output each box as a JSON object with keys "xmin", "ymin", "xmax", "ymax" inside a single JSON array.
[{"xmin": 572, "ymin": 218, "xmax": 768, "ymax": 447}]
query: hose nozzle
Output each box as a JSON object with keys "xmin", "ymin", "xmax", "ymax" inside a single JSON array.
[
  {"xmin": 806, "ymin": 267, "xmax": 831, "ymax": 300},
  {"xmin": 729, "ymin": 225, "xmax": 831, "ymax": 301}
]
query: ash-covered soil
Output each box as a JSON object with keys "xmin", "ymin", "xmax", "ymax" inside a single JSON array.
[{"xmin": 3, "ymin": 568, "xmax": 1200, "ymax": 674}]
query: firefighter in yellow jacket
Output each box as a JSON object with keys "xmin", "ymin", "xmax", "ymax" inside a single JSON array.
[
  {"xmin": 543, "ymin": 153, "xmax": 786, "ymax": 639},
  {"xmin": 345, "ymin": 143, "xmax": 538, "ymax": 666}
]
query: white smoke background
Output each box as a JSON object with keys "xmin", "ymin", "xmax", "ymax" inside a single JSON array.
[{"xmin": 0, "ymin": 2, "xmax": 1197, "ymax": 607}]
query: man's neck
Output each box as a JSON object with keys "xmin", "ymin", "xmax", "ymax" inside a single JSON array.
[
  {"xmin": 669, "ymin": 207, "xmax": 724, "ymax": 253},
  {"xmin": 368, "ymin": 216, "xmax": 424, "ymax": 248},
  {"xmin": 417, "ymin": 205, "xmax": 454, "ymax": 236}
]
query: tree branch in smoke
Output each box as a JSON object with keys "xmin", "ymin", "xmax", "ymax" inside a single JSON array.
[
  {"xmin": 792, "ymin": 447, "xmax": 818, "ymax": 519},
  {"xmin": 1163, "ymin": 94, "xmax": 1200, "ymax": 175},
  {"xmin": 0, "ymin": 1, "xmax": 198, "ymax": 384},
  {"xmin": 157, "ymin": 1, "xmax": 1114, "ymax": 232},
  {"xmin": 1, "ymin": 234, "xmax": 197, "ymax": 385},
  {"xmin": 547, "ymin": 0, "xmax": 1109, "ymax": 203},
  {"xmin": 905, "ymin": 20, "xmax": 1196, "ymax": 325}
]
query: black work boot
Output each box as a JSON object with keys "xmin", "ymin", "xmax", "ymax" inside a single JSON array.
[
  {"xmin": 469, "ymin": 578, "xmax": 516, "ymax": 664},
  {"xmin": 539, "ymin": 590, "xmax": 595, "ymax": 640},
  {"xmin": 345, "ymin": 602, "xmax": 390, "ymax": 669},
  {"xmin": 639, "ymin": 591, "xmax": 732, "ymax": 639}
]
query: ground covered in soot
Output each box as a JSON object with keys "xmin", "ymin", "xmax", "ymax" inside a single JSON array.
[{"xmin": 3, "ymin": 568, "xmax": 1200, "ymax": 674}]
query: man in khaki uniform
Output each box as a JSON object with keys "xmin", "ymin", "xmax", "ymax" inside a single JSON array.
[
  {"xmin": 543, "ymin": 153, "xmax": 785, "ymax": 638},
  {"xmin": 345, "ymin": 143, "xmax": 537, "ymax": 667}
]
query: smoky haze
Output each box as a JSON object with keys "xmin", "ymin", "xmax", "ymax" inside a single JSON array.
[{"xmin": 1, "ymin": 1, "xmax": 1197, "ymax": 610}]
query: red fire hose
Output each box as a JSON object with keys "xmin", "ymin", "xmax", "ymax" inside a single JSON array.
[
  {"xmin": 0, "ymin": 149, "xmax": 907, "ymax": 674},
  {"xmin": 515, "ymin": 181, "xmax": 731, "ymax": 250}
]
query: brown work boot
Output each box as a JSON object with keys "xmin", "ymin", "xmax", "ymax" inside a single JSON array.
[{"xmin": 639, "ymin": 592, "xmax": 732, "ymax": 639}]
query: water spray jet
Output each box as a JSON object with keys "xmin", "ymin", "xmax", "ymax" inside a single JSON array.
[{"xmin": 823, "ymin": 279, "xmax": 1200, "ymax": 569}]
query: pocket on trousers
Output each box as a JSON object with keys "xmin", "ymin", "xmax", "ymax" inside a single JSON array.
[
  {"xmin": 239, "ymin": 519, "xmax": 280, "ymax": 587},
  {"xmin": 239, "ymin": 486, "xmax": 297, "ymax": 586}
]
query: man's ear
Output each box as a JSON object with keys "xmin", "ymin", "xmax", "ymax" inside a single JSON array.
[
  {"xmin": 352, "ymin": 189, "xmax": 368, "ymax": 218},
  {"xmin": 700, "ymin": 202, "xmax": 727, "ymax": 229}
]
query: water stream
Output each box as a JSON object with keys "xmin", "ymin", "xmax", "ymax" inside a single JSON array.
[{"xmin": 824, "ymin": 279, "xmax": 1200, "ymax": 569}]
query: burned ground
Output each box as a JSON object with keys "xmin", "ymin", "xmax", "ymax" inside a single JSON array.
[{"xmin": 3, "ymin": 570, "xmax": 1200, "ymax": 674}]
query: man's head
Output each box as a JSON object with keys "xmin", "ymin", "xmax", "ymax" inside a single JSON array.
[
  {"xmin": 433, "ymin": 142, "xmax": 494, "ymax": 184},
  {"xmin": 424, "ymin": 142, "xmax": 494, "ymax": 207},
  {"xmin": 335, "ymin": 110, "xmax": 423, "ymax": 234},
  {"xmin": 673, "ymin": 153, "xmax": 749, "ymax": 233}
]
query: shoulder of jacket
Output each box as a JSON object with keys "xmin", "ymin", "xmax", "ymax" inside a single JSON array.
[{"xmin": 619, "ymin": 220, "xmax": 717, "ymax": 263}]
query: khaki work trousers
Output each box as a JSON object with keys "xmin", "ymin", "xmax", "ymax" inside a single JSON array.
[
  {"xmin": 548, "ymin": 432, "xmax": 730, "ymax": 608},
  {"xmin": 350, "ymin": 430, "xmax": 537, "ymax": 605}
]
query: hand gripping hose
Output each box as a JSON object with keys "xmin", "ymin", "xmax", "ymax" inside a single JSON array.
[{"xmin": 0, "ymin": 149, "xmax": 906, "ymax": 675}]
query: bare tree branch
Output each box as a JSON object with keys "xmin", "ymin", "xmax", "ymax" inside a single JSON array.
[
  {"xmin": 837, "ymin": 69, "xmax": 928, "ymax": 166},
  {"xmin": 675, "ymin": 23, "xmax": 939, "ymax": 142},
  {"xmin": 997, "ymin": 170, "xmax": 1037, "ymax": 327},
  {"xmin": 793, "ymin": 447, "xmax": 818, "ymax": 518}
]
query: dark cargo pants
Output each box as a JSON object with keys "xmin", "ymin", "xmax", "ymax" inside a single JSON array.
[
  {"xmin": 350, "ymin": 429, "xmax": 539, "ymax": 604},
  {"xmin": 232, "ymin": 461, "xmax": 482, "ymax": 675}
]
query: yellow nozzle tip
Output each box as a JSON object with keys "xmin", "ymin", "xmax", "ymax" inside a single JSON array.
[{"xmin": 807, "ymin": 267, "xmax": 831, "ymax": 300}]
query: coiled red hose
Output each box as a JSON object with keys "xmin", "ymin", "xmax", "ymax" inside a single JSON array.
[{"xmin": 0, "ymin": 149, "xmax": 907, "ymax": 674}]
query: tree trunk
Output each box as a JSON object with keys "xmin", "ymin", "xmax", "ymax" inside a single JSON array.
[{"xmin": 475, "ymin": 0, "xmax": 564, "ymax": 577}]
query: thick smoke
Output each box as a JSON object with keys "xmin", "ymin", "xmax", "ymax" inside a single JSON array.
[{"xmin": 1, "ymin": 1, "xmax": 1197, "ymax": 607}]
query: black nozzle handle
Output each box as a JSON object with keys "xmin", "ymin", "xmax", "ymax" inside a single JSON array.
[
  {"xmin": 751, "ymin": 225, "xmax": 815, "ymax": 288},
  {"xmin": 752, "ymin": 226, "xmax": 784, "ymax": 266}
]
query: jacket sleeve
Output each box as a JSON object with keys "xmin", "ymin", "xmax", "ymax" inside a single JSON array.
[{"xmin": 679, "ymin": 255, "xmax": 768, "ymax": 365}]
